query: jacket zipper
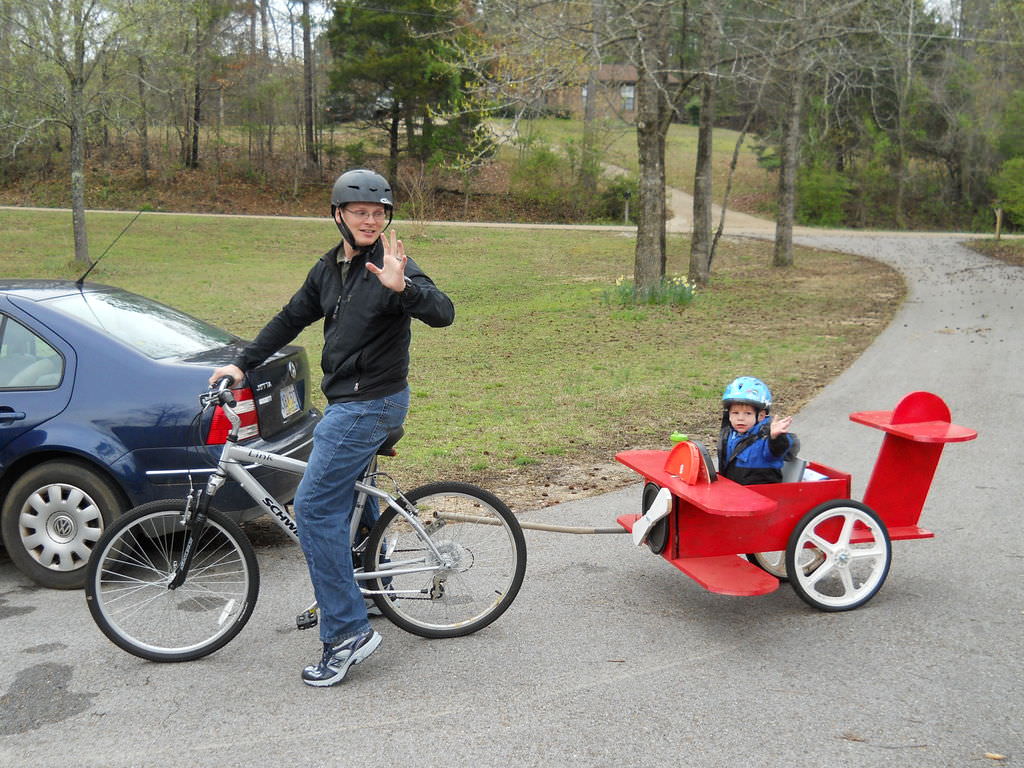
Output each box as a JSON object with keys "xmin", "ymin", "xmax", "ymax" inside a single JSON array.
[{"xmin": 331, "ymin": 257, "xmax": 360, "ymax": 392}]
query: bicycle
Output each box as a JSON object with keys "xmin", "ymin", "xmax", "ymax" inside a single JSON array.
[{"xmin": 84, "ymin": 380, "xmax": 527, "ymax": 662}]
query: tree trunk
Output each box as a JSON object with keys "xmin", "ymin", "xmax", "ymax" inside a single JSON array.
[
  {"xmin": 773, "ymin": 72, "xmax": 803, "ymax": 268},
  {"xmin": 189, "ymin": 75, "xmax": 202, "ymax": 168},
  {"xmin": 421, "ymin": 110, "xmax": 434, "ymax": 161},
  {"xmin": 689, "ymin": 9, "xmax": 718, "ymax": 288},
  {"xmin": 137, "ymin": 56, "xmax": 150, "ymax": 182},
  {"xmin": 301, "ymin": 0, "xmax": 317, "ymax": 172},
  {"xmin": 247, "ymin": 0, "xmax": 257, "ymax": 53},
  {"xmin": 632, "ymin": 2, "xmax": 671, "ymax": 293},
  {"xmin": 388, "ymin": 107, "xmax": 401, "ymax": 183},
  {"xmin": 69, "ymin": 4, "xmax": 89, "ymax": 266},
  {"xmin": 635, "ymin": 101, "xmax": 666, "ymax": 290},
  {"xmin": 580, "ymin": 0, "xmax": 601, "ymax": 192},
  {"xmin": 70, "ymin": 81, "xmax": 89, "ymax": 266},
  {"xmin": 260, "ymin": 0, "xmax": 271, "ymax": 56},
  {"xmin": 188, "ymin": 12, "xmax": 203, "ymax": 170}
]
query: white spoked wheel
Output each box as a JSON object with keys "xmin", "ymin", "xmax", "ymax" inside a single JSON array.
[{"xmin": 785, "ymin": 500, "xmax": 891, "ymax": 612}]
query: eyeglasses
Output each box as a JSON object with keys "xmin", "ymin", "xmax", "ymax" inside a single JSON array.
[{"xmin": 344, "ymin": 208, "xmax": 388, "ymax": 221}]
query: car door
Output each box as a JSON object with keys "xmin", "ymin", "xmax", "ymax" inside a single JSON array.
[{"xmin": 0, "ymin": 302, "xmax": 75, "ymax": 459}]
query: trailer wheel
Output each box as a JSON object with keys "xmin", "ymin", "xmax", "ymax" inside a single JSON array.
[
  {"xmin": 641, "ymin": 482, "xmax": 669, "ymax": 555},
  {"xmin": 786, "ymin": 500, "xmax": 891, "ymax": 612},
  {"xmin": 745, "ymin": 551, "xmax": 788, "ymax": 579},
  {"xmin": 746, "ymin": 548, "xmax": 826, "ymax": 582}
]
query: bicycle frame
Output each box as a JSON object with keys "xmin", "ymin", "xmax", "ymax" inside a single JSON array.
[
  {"xmin": 84, "ymin": 385, "xmax": 527, "ymax": 660},
  {"xmin": 199, "ymin": 398, "xmax": 449, "ymax": 592}
]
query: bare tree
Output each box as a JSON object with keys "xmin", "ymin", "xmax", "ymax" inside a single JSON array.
[
  {"xmin": 300, "ymin": 0, "xmax": 317, "ymax": 171},
  {"xmin": 0, "ymin": 0, "xmax": 138, "ymax": 264},
  {"xmin": 186, "ymin": 0, "xmax": 234, "ymax": 169},
  {"xmin": 753, "ymin": 0, "xmax": 867, "ymax": 267},
  {"xmin": 626, "ymin": 0, "xmax": 674, "ymax": 289},
  {"xmin": 688, "ymin": 3, "xmax": 717, "ymax": 287},
  {"xmin": 864, "ymin": 0, "xmax": 943, "ymax": 228}
]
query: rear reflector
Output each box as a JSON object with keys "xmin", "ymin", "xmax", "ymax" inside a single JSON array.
[{"xmin": 206, "ymin": 387, "xmax": 260, "ymax": 443}]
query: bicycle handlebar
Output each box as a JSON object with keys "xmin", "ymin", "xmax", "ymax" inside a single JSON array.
[
  {"xmin": 199, "ymin": 376, "xmax": 238, "ymax": 410},
  {"xmin": 213, "ymin": 376, "xmax": 236, "ymax": 407}
]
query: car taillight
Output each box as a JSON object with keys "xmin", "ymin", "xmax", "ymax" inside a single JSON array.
[{"xmin": 206, "ymin": 387, "xmax": 260, "ymax": 444}]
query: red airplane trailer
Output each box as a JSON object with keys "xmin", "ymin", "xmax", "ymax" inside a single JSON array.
[{"xmin": 616, "ymin": 392, "xmax": 977, "ymax": 611}]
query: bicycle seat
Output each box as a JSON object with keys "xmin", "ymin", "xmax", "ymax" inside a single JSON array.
[{"xmin": 377, "ymin": 426, "xmax": 404, "ymax": 456}]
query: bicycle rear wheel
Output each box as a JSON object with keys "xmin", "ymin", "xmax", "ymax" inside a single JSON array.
[
  {"xmin": 84, "ymin": 500, "xmax": 259, "ymax": 662},
  {"xmin": 363, "ymin": 481, "xmax": 526, "ymax": 638}
]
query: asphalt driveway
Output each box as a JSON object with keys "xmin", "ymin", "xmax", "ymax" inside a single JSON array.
[{"xmin": 0, "ymin": 230, "xmax": 1021, "ymax": 767}]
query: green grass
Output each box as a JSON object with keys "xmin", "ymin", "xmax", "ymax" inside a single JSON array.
[
  {"xmin": 1, "ymin": 208, "xmax": 902, "ymax": 501},
  {"xmin": 966, "ymin": 237, "xmax": 1024, "ymax": 267},
  {"xmin": 497, "ymin": 118, "xmax": 776, "ymax": 213}
]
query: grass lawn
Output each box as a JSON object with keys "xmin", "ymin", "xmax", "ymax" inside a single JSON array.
[
  {"xmin": 1, "ymin": 208, "xmax": 902, "ymax": 510},
  {"xmin": 966, "ymin": 237, "xmax": 1024, "ymax": 267},
  {"xmin": 503, "ymin": 118, "xmax": 777, "ymax": 215}
]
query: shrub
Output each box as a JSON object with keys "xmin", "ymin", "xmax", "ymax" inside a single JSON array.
[
  {"xmin": 509, "ymin": 142, "xmax": 575, "ymax": 215},
  {"xmin": 991, "ymin": 157, "xmax": 1024, "ymax": 227},
  {"xmin": 597, "ymin": 174, "xmax": 639, "ymax": 224},
  {"xmin": 796, "ymin": 166, "xmax": 850, "ymax": 226},
  {"xmin": 997, "ymin": 90, "xmax": 1024, "ymax": 161}
]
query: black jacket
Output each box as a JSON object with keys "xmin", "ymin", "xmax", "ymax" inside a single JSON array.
[{"xmin": 234, "ymin": 239, "xmax": 454, "ymax": 402}]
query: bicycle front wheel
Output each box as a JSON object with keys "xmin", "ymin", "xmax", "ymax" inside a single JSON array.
[
  {"xmin": 84, "ymin": 500, "xmax": 259, "ymax": 662},
  {"xmin": 364, "ymin": 482, "xmax": 526, "ymax": 638}
]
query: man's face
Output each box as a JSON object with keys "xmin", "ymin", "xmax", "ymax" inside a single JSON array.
[
  {"xmin": 339, "ymin": 203, "xmax": 387, "ymax": 247},
  {"xmin": 728, "ymin": 403, "xmax": 761, "ymax": 434}
]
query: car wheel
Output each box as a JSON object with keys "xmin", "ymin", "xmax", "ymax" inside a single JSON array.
[{"xmin": 1, "ymin": 460, "xmax": 125, "ymax": 589}]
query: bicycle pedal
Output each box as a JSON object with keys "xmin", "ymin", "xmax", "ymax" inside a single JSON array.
[{"xmin": 296, "ymin": 608, "xmax": 318, "ymax": 630}]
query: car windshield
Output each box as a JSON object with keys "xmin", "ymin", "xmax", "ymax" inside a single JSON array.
[{"xmin": 48, "ymin": 289, "xmax": 238, "ymax": 359}]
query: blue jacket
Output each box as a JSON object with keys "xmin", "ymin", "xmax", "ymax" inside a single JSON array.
[{"xmin": 718, "ymin": 417, "xmax": 797, "ymax": 485}]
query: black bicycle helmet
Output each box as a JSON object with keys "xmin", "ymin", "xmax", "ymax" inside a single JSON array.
[{"xmin": 330, "ymin": 169, "xmax": 394, "ymax": 249}]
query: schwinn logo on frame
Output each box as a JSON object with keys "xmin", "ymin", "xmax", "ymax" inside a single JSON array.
[{"xmin": 262, "ymin": 496, "xmax": 298, "ymax": 534}]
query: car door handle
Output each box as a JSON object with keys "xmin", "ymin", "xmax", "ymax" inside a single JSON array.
[{"xmin": 0, "ymin": 410, "xmax": 27, "ymax": 423}]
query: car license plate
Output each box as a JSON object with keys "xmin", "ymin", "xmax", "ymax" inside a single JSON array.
[{"xmin": 280, "ymin": 383, "xmax": 300, "ymax": 419}]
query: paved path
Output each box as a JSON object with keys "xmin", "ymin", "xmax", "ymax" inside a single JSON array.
[{"xmin": 1, "ymin": 205, "xmax": 1021, "ymax": 766}]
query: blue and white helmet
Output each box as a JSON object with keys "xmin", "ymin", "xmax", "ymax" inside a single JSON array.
[{"xmin": 722, "ymin": 376, "xmax": 772, "ymax": 413}]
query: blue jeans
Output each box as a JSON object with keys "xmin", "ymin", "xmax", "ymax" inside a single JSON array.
[{"xmin": 294, "ymin": 389, "xmax": 409, "ymax": 644}]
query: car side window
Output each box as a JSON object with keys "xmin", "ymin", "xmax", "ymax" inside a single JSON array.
[{"xmin": 0, "ymin": 314, "xmax": 63, "ymax": 390}]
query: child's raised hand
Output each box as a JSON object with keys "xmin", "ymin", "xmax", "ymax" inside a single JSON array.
[{"xmin": 770, "ymin": 415, "xmax": 793, "ymax": 438}]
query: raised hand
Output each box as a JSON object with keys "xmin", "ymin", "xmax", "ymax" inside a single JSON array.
[
  {"xmin": 365, "ymin": 229, "xmax": 408, "ymax": 292},
  {"xmin": 770, "ymin": 415, "xmax": 793, "ymax": 438}
]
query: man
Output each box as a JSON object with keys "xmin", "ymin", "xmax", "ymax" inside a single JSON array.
[{"xmin": 210, "ymin": 169, "xmax": 454, "ymax": 686}]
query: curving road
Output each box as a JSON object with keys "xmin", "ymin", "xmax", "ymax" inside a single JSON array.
[{"xmin": 0, "ymin": 205, "xmax": 1021, "ymax": 766}]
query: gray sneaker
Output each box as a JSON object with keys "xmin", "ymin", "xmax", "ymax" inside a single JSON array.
[{"xmin": 301, "ymin": 629, "xmax": 381, "ymax": 687}]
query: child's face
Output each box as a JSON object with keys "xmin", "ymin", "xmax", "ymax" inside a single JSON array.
[{"xmin": 728, "ymin": 403, "xmax": 762, "ymax": 433}]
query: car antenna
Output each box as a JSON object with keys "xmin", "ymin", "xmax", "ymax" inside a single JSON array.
[{"xmin": 75, "ymin": 210, "xmax": 145, "ymax": 286}]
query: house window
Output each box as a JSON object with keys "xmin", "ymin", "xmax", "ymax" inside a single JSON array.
[{"xmin": 620, "ymin": 84, "xmax": 635, "ymax": 112}]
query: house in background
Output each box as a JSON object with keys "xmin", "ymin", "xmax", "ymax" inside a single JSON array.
[
  {"xmin": 542, "ymin": 64, "xmax": 687, "ymax": 122},
  {"xmin": 544, "ymin": 64, "xmax": 639, "ymax": 120}
]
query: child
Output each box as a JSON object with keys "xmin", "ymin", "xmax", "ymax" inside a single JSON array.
[
  {"xmin": 632, "ymin": 376, "xmax": 796, "ymax": 546},
  {"xmin": 718, "ymin": 376, "xmax": 798, "ymax": 485}
]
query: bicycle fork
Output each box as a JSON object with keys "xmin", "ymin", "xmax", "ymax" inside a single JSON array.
[{"xmin": 169, "ymin": 475, "xmax": 223, "ymax": 589}]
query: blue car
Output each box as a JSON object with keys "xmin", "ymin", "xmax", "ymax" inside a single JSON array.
[{"xmin": 0, "ymin": 280, "xmax": 319, "ymax": 589}]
